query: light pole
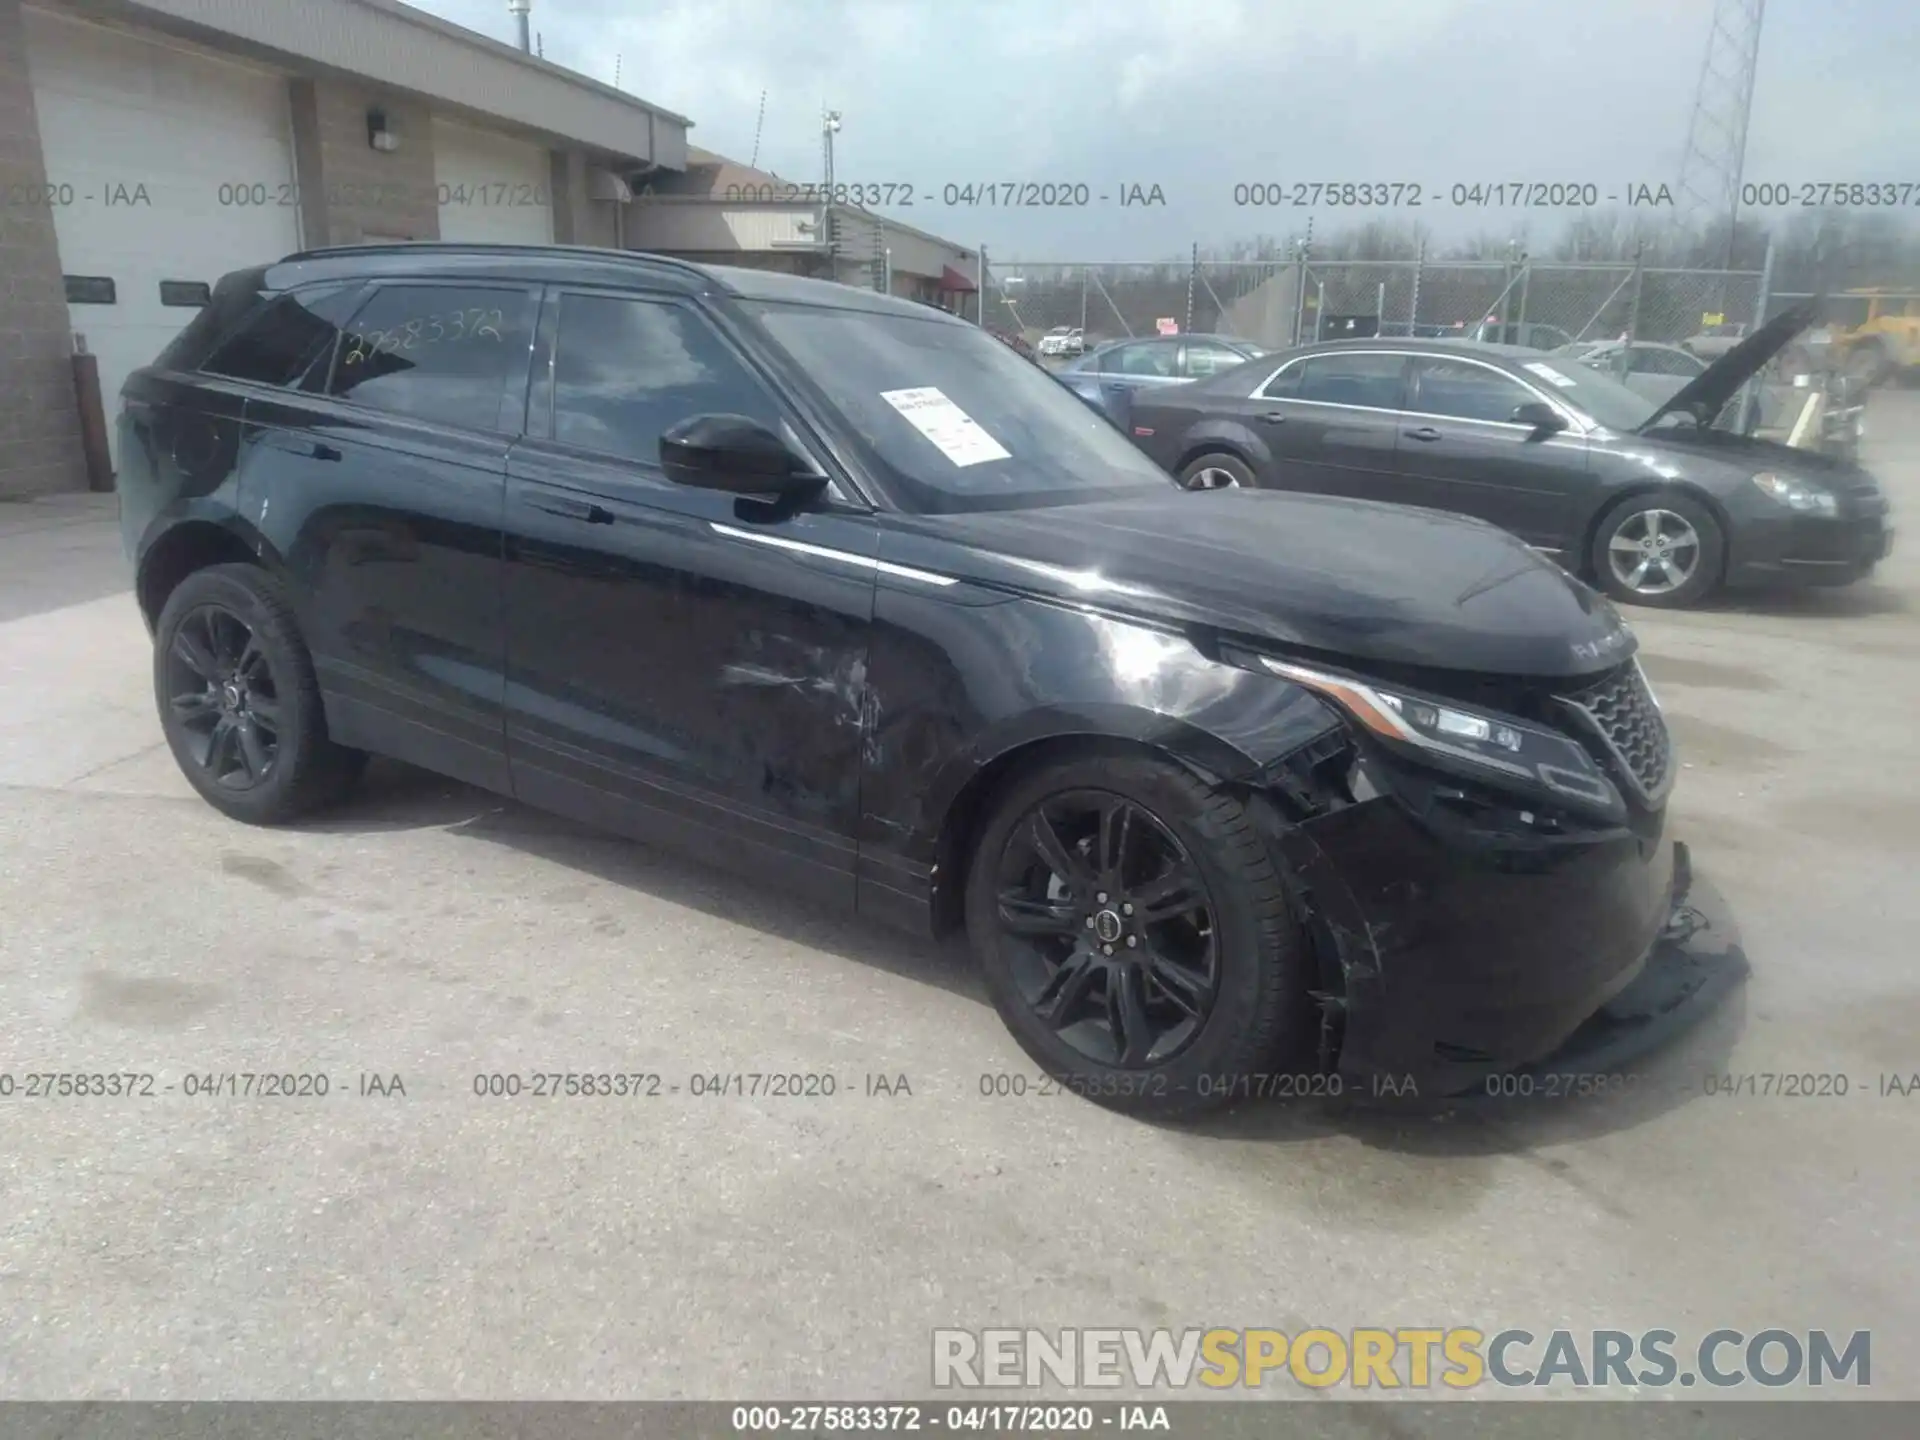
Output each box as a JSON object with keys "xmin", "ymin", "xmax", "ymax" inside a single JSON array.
[{"xmin": 822, "ymin": 108, "xmax": 841, "ymax": 282}]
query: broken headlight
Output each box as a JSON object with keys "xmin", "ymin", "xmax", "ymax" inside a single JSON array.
[{"xmin": 1258, "ymin": 656, "xmax": 1624, "ymax": 818}]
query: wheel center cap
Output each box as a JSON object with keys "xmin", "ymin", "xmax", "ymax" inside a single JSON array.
[
  {"xmin": 1092, "ymin": 909, "xmax": 1124, "ymax": 944},
  {"xmin": 221, "ymin": 682, "xmax": 244, "ymax": 712}
]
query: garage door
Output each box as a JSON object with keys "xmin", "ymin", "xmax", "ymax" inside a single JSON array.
[
  {"xmin": 24, "ymin": 7, "xmax": 301, "ymax": 469},
  {"xmin": 432, "ymin": 119, "xmax": 554, "ymax": 245}
]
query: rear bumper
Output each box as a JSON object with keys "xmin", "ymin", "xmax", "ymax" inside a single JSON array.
[{"xmin": 1274, "ymin": 792, "xmax": 1736, "ymax": 1099}]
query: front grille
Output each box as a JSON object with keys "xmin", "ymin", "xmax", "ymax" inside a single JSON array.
[{"xmin": 1558, "ymin": 662, "xmax": 1672, "ymax": 803}]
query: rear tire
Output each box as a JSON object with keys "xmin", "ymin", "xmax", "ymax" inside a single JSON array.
[
  {"xmin": 964, "ymin": 750, "xmax": 1314, "ymax": 1117},
  {"xmin": 1589, "ymin": 493, "xmax": 1724, "ymax": 609},
  {"xmin": 154, "ymin": 563, "xmax": 366, "ymax": 825},
  {"xmin": 1177, "ymin": 453, "xmax": 1255, "ymax": 491}
]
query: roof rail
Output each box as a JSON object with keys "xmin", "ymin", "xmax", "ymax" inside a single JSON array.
[{"xmin": 277, "ymin": 241, "xmax": 712, "ymax": 277}]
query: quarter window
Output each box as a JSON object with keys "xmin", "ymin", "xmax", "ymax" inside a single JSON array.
[
  {"xmin": 202, "ymin": 287, "xmax": 358, "ymax": 388},
  {"xmin": 549, "ymin": 294, "xmax": 785, "ymax": 466},
  {"xmin": 1408, "ymin": 358, "xmax": 1536, "ymax": 423},
  {"xmin": 327, "ymin": 284, "xmax": 536, "ymax": 431}
]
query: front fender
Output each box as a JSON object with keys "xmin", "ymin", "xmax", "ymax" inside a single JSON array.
[
  {"xmin": 859, "ymin": 582, "xmax": 1345, "ymax": 871},
  {"xmin": 1172, "ymin": 418, "xmax": 1271, "ymax": 473}
]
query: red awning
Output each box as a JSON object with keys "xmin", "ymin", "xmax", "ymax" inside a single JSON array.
[{"xmin": 937, "ymin": 265, "xmax": 978, "ymax": 293}]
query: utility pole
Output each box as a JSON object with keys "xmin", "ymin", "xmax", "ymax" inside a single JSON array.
[{"xmin": 821, "ymin": 107, "xmax": 841, "ymax": 283}]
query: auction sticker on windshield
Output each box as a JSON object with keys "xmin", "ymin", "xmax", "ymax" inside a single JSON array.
[
  {"xmin": 1522, "ymin": 361, "xmax": 1579, "ymax": 388},
  {"xmin": 881, "ymin": 387, "xmax": 1012, "ymax": 467}
]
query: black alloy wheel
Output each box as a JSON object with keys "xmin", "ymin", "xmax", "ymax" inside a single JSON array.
[
  {"xmin": 965, "ymin": 752, "xmax": 1314, "ymax": 1116},
  {"xmin": 154, "ymin": 563, "xmax": 366, "ymax": 824},
  {"xmin": 992, "ymin": 788, "xmax": 1219, "ymax": 1068},
  {"xmin": 164, "ymin": 603, "xmax": 282, "ymax": 790}
]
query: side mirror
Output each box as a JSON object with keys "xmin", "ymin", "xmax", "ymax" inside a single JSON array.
[
  {"xmin": 1511, "ymin": 400, "xmax": 1568, "ymax": 434},
  {"xmin": 659, "ymin": 414, "xmax": 823, "ymax": 499}
]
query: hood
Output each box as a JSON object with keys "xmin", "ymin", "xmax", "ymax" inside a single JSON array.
[
  {"xmin": 1637, "ymin": 299, "xmax": 1818, "ymax": 432},
  {"xmin": 902, "ymin": 489, "xmax": 1635, "ymax": 680}
]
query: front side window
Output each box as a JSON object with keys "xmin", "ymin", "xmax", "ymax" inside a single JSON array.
[
  {"xmin": 549, "ymin": 294, "xmax": 784, "ymax": 466},
  {"xmin": 202, "ymin": 286, "xmax": 358, "ymax": 388},
  {"xmin": 327, "ymin": 284, "xmax": 537, "ymax": 431},
  {"xmin": 1409, "ymin": 358, "xmax": 1536, "ymax": 423}
]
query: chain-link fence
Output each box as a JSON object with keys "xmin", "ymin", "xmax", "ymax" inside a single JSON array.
[{"xmin": 980, "ymin": 248, "xmax": 1779, "ymax": 358}]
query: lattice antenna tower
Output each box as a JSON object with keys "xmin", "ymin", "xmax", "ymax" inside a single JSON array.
[{"xmin": 1674, "ymin": 0, "xmax": 1766, "ymax": 261}]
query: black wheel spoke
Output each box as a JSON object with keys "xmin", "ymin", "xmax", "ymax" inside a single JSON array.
[
  {"xmin": 235, "ymin": 635, "xmax": 267, "ymax": 685},
  {"xmin": 1029, "ymin": 809, "xmax": 1094, "ymax": 896},
  {"xmin": 1146, "ymin": 947, "xmax": 1214, "ymax": 1019},
  {"xmin": 1034, "ymin": 949, "xmax": 1101, "ymax": 1032},
  {"xmin": 1096, "ymin": 799, "xmax": 1135, "ymax": 885},
  {"xmin": 1133, "ymin": 865, "xmax": 1205, "ymax": 924},
  {"xmin": 170, "ymin": 625, "xmax": 220, "ymax": 682},
  {"xmin": 207, "ymin": 610, "xmax": 245, "ymax": 672},
  {"xmin": 246, "ymin": 693, "xmax": 281, "ymax": 732},
  {"xmin": 998, "ymin": 892, "xmax": 1080, "ymax": 937},
  {"xmin": 234, "ymin": 717, "xmax": 270, "ymax": 780},
  {"xmin": 1109, "ymin": 963, "xmax": 1155, "ymax": 1066},
  {"xmin": 170, "ymin": 691, "xmax": 218, "ymax": 723},
  {"xmin": 206, "ymin": 716, "xmax": 237, "ymax": 777}
]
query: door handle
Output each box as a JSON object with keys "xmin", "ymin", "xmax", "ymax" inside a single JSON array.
[
  {"xmin": 308, "ymin": 442, "xmax": 342, "ymax": 462},
  {"xmin": 531, "ymin": 493, "xmax": 614, "ymax": 524},
  {"xmin": 1404, "ymin": 426, "xmax": 1443, "ymax": 442},
  {"xmin": 1259, "ymin": 412, "xmax": 1288, "ymax": 424}
]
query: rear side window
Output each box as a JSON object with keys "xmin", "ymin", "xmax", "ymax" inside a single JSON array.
[
  {"xmin": 326, "ymin": 284, "xmax": 537, "ymax": 431},
  {"xmin": 1266, "ymin": 353, "xmax": 1406, "ymax": 408},
  {"xmin": 202, "ymin": 286, "xmax": 359, "ymax": 388}
]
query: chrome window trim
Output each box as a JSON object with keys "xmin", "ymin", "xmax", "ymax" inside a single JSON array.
[
  {"xmin": 708, "ymin": 522, "xmax": 957, "ymax": 587},
  {"xmin": 1248, "ymin": 348, "xmax": 1591, "ymax": 435}
]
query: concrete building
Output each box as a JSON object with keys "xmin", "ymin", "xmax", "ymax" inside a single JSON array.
[
  {"xmin": 0, "ymin": 0, "xmax": 977, "ymax": 498},
  {"xmin": 630, "ymin": 146, "xmax": 981, "ymax": 310}
]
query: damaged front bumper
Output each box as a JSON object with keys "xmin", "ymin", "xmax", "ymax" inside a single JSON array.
[{"xmin": 1259, "ymin": 779, "xmax": 1746, "ymax": 1099}]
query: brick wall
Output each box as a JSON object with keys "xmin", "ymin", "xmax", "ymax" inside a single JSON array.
[
  {"xmin": 289, "ymin": 77, "xmax": 440, "ymax": 246},
  {"xmin": 0, "ymin": 0, "xmax": 89, "ymax": 498}
]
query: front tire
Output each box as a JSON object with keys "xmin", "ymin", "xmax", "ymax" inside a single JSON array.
[
  {"xmin": 1177, "ymin": 452, "xmax": 1254, "ymax": 491},
  {"xmin": 154, "ymin": 563, "xmax": 366, "ymax": 825},
  {"xmin": 964, "ymin": 751, "xmax": 1314, "ymax": 1117},
  {"xmin": 1589, "ymin": 493, "xmax": 1724, "ymax": 609}
]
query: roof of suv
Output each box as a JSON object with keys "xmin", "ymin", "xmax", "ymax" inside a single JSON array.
[{"xmin": 261, "ymin": 242, "xmax": 962, "ymax": 322}]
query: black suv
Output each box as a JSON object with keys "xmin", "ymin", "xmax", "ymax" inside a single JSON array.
[{"xmin": 119, "ymin": 243, "xmax": 1731, "ymax": 1116}]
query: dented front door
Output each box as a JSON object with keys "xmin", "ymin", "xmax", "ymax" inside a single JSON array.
[{"xmin": 500, "ymin": 288, "xmax": 877, "ymax": 906}]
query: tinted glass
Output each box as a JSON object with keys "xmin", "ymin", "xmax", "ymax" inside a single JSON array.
[
  {"xmin": 550, "ymin": 295, "xmax": 783, "ymax": 465},
  {"xmin": 328, "ymin": 284, "xmax": 535, "ymax": 431},
  {"xmin": 1113, "ymin": 342, "xmax": 1179, "ymax": 377},
  {"xmin": 1183, "ymin": 341, "xmax": 1250, "ymax": 378},
  {"xmin": 750, "ymin": 300, "xmax": 1173, "ymax": 513},
  {"xmin": 1409, "ymin": 358, "xmax": 1537, "ymax": 422},
  {"xmin": 1633, "ymin": 347, "xmax": 1704, "ymax": 377},
  {"xmin": 1283, "ymin": 352, "xmax": 1406, "ymax": 408},
  {"xmin": 203, "ymin": 287, "xmax": 357, "ymax": 388}
]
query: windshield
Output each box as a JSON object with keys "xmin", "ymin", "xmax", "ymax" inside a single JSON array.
[
  {"xmin": 1513, "ymin": 355, "xmax": 1662, "ymax": 431},
  {"xmin": 752, "ymin": 301, "xmax": 1177, "ymax": 513}
]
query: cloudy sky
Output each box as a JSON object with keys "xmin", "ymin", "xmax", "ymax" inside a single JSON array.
[{"xmin": 408, "ymin": 0, "xmax": 1916, "ymax": 260}]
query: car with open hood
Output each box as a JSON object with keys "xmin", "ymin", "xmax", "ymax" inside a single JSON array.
[
  {"xmin": 1126, "ymin": 302, "xmax": 1894, "ymax": 607},
  {"xmin": 117, "ymin": 243, "xmax": 1736, "ymax": 1116}
]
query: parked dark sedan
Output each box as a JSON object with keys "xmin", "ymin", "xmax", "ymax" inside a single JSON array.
[
  {"xmin": 1056, "ymin": 333, "xmax": 1269, "ymax": 426},
  {"xmin": 119, "ymin": 243, "xmax": 1733, "ymax": 1115},
  {"xmin": 1127, "ymin": 306, "xmax": 1894, "ymax": 607}
]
